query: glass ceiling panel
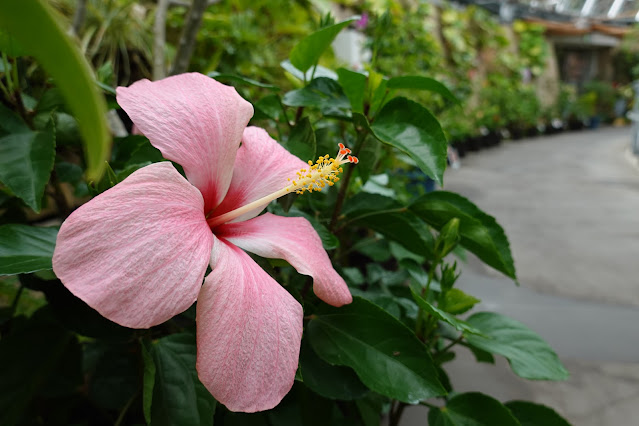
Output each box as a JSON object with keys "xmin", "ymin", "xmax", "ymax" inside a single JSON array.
[
  {"xmin": 556, "ymin": 0, "xmax": 588, "ymax": 15},
  {"xmin": 590, "ymin": 0, "xmax": 616, "ymax": 16}
]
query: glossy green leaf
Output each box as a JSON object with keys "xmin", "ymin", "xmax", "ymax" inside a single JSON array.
[
  {"xmin": 442, "ymin": 288, "xmax": 480, "ymax": 315},
  {"xmin": 150, "ymin": 333, "xmax": 217, "ymax": 426},
  {"xmin": 280, "ymin": 59, "xmax": 337, "ymax": 82},
  {"xmin": 343, "ymin": 193, "xmax": 435, "ymax": 259},
  {"xmin": 387, "ymin": 76, "xmax": 459, "ymax": 104},
  {"xmin": 299, "ymin": 340, "xmax": 368, "ymax": 400},
  {"xmin": 0, "ymin": 0, "xmax": 111, "ymax": 181},
  {"xmin": 465, "ymin": 312, "xmax": 569, "ymax": 381},
  {"xmin": 0, "ymin": 225, "xmax": 58, "ymax": 275},
  {"xmin": 337, "ymin": 68, "xmax": 367, "ymax": 113},
  {"xmin": 284, "ymin": 117, "xmax": 316, "ymax": 161},
  {"xmin": 409, "ymin": 285, "xmax": 483, "ymax": 335},
  {"xmin": 290, "ymin": 17, "xmax": 359, "ymax": 73},
  {"xmin": 410, "ymin": 191, "xmax": 517, "ymax": 280},
  {"xmin": 371, "ymin": 97, "xmax": 447, "ymax": 184},
  {"xmin": 0, "ymin": 307, "xmax": 75, "ymax": 426},
  {"xmin": 254, "ymin": 94, "xmax": 283, "ymax": 122},
  {"xmin": 307, "ymin": 297, "xmax": 445, "ymax": 403},
  {"xmin": 428, "ymin": 392, "xmax": 521, "ymax": 426},
  {"xmin": 505, "ymin": 401, "xmax": 571, "ymax": 426},
  {"xmin": 282, "ymin": 77, "xmax": 350, "ymax": 117},
  {"xmin": 0, "ymin": 130, "xmax": 55, "ymax": 212}
]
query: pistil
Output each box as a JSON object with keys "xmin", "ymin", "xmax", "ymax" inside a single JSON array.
[{"xmin": 207, "ymin": 144, "xmax": 358, "ymax": 229}]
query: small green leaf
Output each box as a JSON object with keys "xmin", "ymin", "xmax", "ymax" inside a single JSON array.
[
  {"xmin": 0, "ymin": 0, "xmax": 111, "ymax": 181},
  {"xmin": 280, "ymin": 60, "xmax": 337, "ymax": 82},
  {"xmin": 428, "ymin": 392, "xmax": 521, "ymax": 426},
  {"xmin": 337, "ymin": 68, "xmax": 367, "ymax": 113},
  {"xmin": 284, "ymin": 117, "xmax": 316, "ymax": 161},
  {"xmin": 307, "ymin": 297, "xmax": 445, "ymax": 404},
  {"xmin": 370, "ymin": 97, "xmax": 447, "ymax": 184},
  {"xmin": 465, "ymin": 312, "xmax": 569, "ymax": 381},
  {"xmin": 299, "ymin": 340, "xmax": 368, "ymax": 400},
  {"xmin": 0, "ymin": 130, "xmax": 55, "ymax": 212},
  {"xmin": 0, "ymin": 225, "xmax": 58, "ymax": 275},
  {"xmin": 387, "ymin": 76, "xmax": 459, "ymax": 105},
  {"xmin": 150, "ymin": 333, "xmax": 217, "ymax": 426},
  {"xmin": 409, "ymin": 285, "xmax": 483, "ymax": 335},
  {"xmin": 505, "ymin": 401, "xmax": 572, "ymax": 426},
  {"xmin": 282, "ymin": 78, "xmax": 350, "ymax": 117},
  {"xmin": 290, "ymin": 17, "xmax": 359, "ymax": 73},
  {"xmin": 410, "ymin": 191, "xmax": 517, "ymax": 280},
  {"xmin": 442, "ymin": 288, "xmax": 480, "ymax": 315}
]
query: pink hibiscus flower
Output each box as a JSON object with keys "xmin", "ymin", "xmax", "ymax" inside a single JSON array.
[{"xmin": 52, "ymin": 73, "xmax": 354, "ymax": 412}]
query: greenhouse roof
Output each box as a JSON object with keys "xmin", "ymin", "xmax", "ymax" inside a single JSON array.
[{"xmin": 458, "ymin": 0, "xmax": 639, "ymax": 24}]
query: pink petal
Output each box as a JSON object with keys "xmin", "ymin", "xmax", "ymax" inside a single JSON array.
[
  {"xmin": 116, "ymin": 73, "xmax": 254, "ymax": 213},
  {"xmin": 52, "ymin": 162, "xmax": 213, "ymax": 328},
  {"xmin": 196, "ymin": 236, "xmax": 303, "ymax": 412},
  {"xmin": 210, "ymin": 127, "xmax": 307, "ymax": 223},
  {"xmin": 217, "ymin": 213, "xmax": 352, "ymax": 307}
]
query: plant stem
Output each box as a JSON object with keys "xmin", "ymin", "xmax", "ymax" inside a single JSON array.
[
  {"xmin": 10, "ymin": 284, "xmax": 24, "ymax": 317},
  {"xmin": 437, "ymin": 334, "xmax": 464, "ymax": 356},
  {"xmin": 388, "ymin": 401, "xmax": 407, "ymax": 426},
  {"xmin": 329, "ymin": 130, "xmax": 367, "ymax": 231}
]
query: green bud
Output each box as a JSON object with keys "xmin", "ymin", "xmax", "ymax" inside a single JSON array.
[
  {"xmin": 440, "ymin": 261, "xmax": 460, "ymax": 292},
  {"xmin": 434, "ymin": 217, "xmax": 460, "ymax": 259}
]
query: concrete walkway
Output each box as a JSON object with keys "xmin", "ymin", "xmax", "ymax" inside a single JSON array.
[{"xmin": 401, "ymin": 127, "xmax": 639, "ymax": 426}]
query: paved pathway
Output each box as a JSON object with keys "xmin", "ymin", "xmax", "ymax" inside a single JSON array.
[{"xmin": 401, "ymin": 127, "xmax": 639, "ymax": 426}]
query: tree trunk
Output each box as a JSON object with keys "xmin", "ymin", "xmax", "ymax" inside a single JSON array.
[
  {"xmin": 153, "ymin": 0, "xmax": 170, "ymax": 80},
  {"xmin": 169, "ymin": 0, "xmax": 212, "ymax": 75}
]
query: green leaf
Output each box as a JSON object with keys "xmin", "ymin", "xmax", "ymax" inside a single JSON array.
[
  {"xmin": 0, "ymin": 0, "xmax": 111, "ymax": 181},
  {"xmin": 299, "ymin": 340, "xmax": 368, "ymax": 400},
  {"xmin": 307, "ymin": 297, "xmax": 445, "ymax": 403},
  {"xmin": 208, "ymin": 72, "xmax": 280, "ymax": 90},
  {"xmin": 254, "ymin": 94, "xmax": 283, "ymax": 121},
  {"xmin": 387, "ymin": 76, "xmax": 459, "ymax": 105},
  {"xmin": 337, "ymin": 68, "xmax": 367, "ymax": 113},
  {"xmin": 282, "ymin": 78, "xmax": 350, "ymax": 117},
  {"xmin": 442, "ymin": 288, "xmax": 480, "ymax": 315},
  {"xmin": 290, "ymin": 17, "xmax": 359, "ymax": 73},
  {"xmin": 343, "ymin": 193, "xmax": 435, "ymax": 259},
  {"xmin": 465, "ymin": 312, "xmax": 569, "ymax": 381},
  {"xmin": 0, "ymin": 307, "xmax": 75, "ymax": 426},
  {"xmin": 0, "ymin": 225, "xmax": 57, "ymax": 275},
  {"xmin": 409, "ymin": 285, "xmax": 483, "ymax": 335},
  {"xmin": 410, "ymin": 191, "xmax": 517, "ymax": 280},
  {"xmin": 150, "ymin": 333, "xmax": 217, "ymax": 426},
  {"xmin": 280, "ymin": 60, "xmax": 338, "ymax": 82},
  {"xmin": 0, "ymin": 103, "xmax": 30, "ymax": 135},
  {"xmin": 370, "ymin": 97, "xmax": 447, "ymax": 184},
  {"xmin": 0, "ymin": 130, "xmax": 55, "ymax": 212},
  {"xmin": 505, "ymin": 401, "xmax": 571, "ymax": 426},
  {"xmin": 428, "ymin": 392, "xmax": 521, "ymax": 426},
  {"xmin": 284, "ymin": 117, "xmax": 316, "ymax": 161}
]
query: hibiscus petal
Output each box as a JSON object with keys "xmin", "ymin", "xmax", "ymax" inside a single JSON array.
[
  {"xmin": 196, "ymin": 236, "xmax": 303, "ymax": 412},
  {"xmin": 116, "ymin": 73, "xmax": 254, "ymax": 213},
  {"xmin": 210, "ymin": 127, "xmax": 307, "ymax": 222},
  {"xmin": 217, "ymin": 213, "xmax": 352, "ymax": 307},
  {"xmin": 52, "ymin": 162, "xmax": 213, "ymax": 328}
]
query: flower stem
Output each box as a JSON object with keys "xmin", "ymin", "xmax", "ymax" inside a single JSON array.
[{"xmin": 329, "ymin": 130, "xmax": 367, "ymax": 231}]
